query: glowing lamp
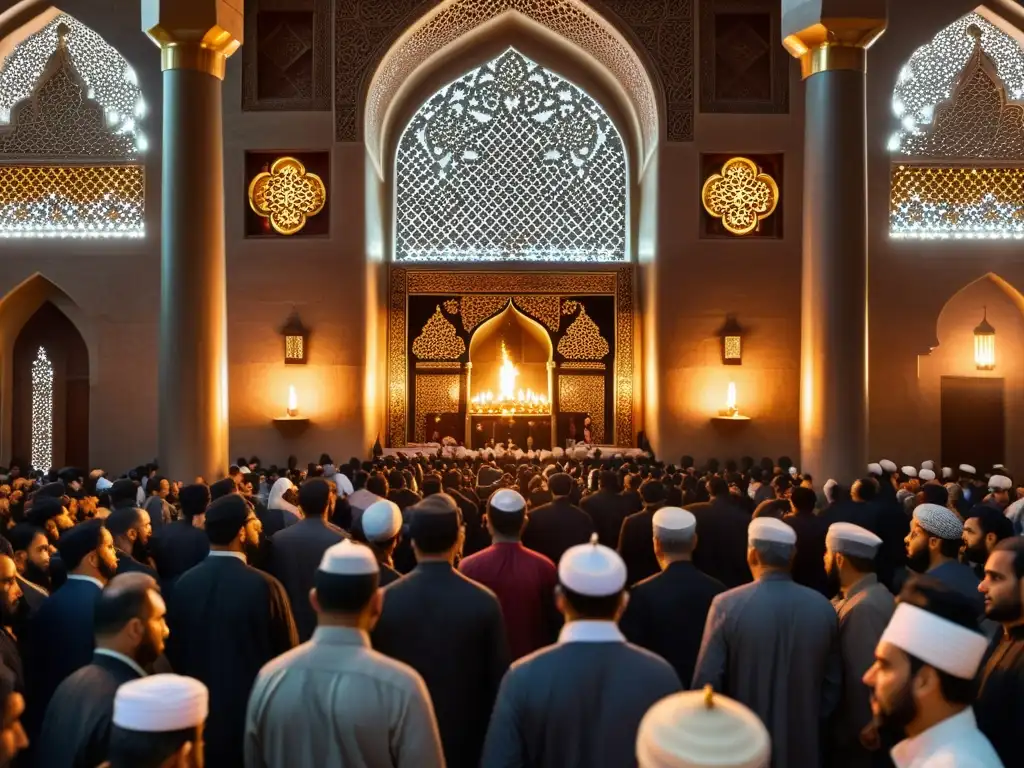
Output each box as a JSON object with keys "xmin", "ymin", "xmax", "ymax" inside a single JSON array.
[
  {"xmin": 287, "ymin": 385, "xmax": 298, "ymax": 417},
  {"xmin": 721, "ymin": 315, "xmax": 743, "ymax": 365},
  {"xmin": 281, "ymin": 313, "xmax": 308, "ymax": 364},
  {"xmin": 714, "ymin": 381, "xmax": 750, "ymax": 422},
  {"xmin": 974, "ymin": 308, "xmax": 995, "ymax": 371}
]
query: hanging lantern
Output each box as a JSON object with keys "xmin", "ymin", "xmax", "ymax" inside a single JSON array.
[
  {"xmin": 720, "ymin": 315, "xmax": 743, "ymax": 365},
  {"xmin": 974, "ymin": 308, "xmax": 995, "ymax": 371},
  {"xmin": 282, "ymin": 312, "xmax": 308, "ymax": 365}
]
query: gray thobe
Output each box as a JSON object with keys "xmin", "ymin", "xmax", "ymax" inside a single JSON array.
[
  {"xmin": 692, "ymin": 571, "xmax": 842, "ymax": 768},
  {"xmin": 830, "ymin": 574, "xmax": 895, "ymax": 768},
  {"xmin": 480, "ymin": 621, "xmax": 681, "ymax": 768},
  {"xmin": 244, "ymin": 626, "xmax": 444, "ymax": 768}
]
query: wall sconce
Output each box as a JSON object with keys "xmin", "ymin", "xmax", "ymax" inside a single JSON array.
[
  {"xmin": 720, "ymin": 315, "xmax": 743, "ymax": 365},
  {"xmin": 974, "ymin": 308, "xmax": 995, "ymax": 371},
  {"xmin": 282, "ymin": 312, "xmax": 308, "ymax": 365},
  {"xmin": 274, "ymin": 384, "xmax": 309, "ymax": 428}
]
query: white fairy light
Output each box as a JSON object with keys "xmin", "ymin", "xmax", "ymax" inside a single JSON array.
[{"xmin": 30, "ymin": 347, "xmax": 53, "ymax": 473}]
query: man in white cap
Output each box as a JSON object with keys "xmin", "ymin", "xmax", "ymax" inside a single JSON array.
[
  {"xmin": 918, "ymin": 469, "xmax": 936, "ymax": 484},
  {"xmin": 480, "ymin": 534, "xmax": 681, "ymax": 767},
  {"xmin": 372, "ymin": 495, "xmax": 508, "ymax": 768},
  {"xmin": 246, "ymin": 540, "xmax": 444, "ymax": 768},
  {"xmin": 824, "ymin": 524, "xmax": 895, "ymax": 768},
  {"xmin": 904, "ymin": 504, "xmax": 983, "ymax": 618},
  {"xmin": 101, "ymin": 674, "xmax": 208, "ymax": 768},
  {"xmin": 985, "ymin": 474, "xmax": 1013, "ymax": 511},
  {"xmin": 621, "ymin": 507, "xmax": 725, "ymax": 686},
  {"xmin": 692, "ymin": 517, "xmax": 840, "ymax": 768},
  {"xmin": 460, "ymin": 489, "xmax": 559, "ymax": 660},
  {"xmin": 635, "ymin": 686, "xmax": 770, "ymax": 768},
  {"xmin": 360, "ymin": 499, "xmax": 404, "ymax": 586},
  {"xmin": 863, "ymin": 577, "xmax": 1000, "ymax": 768}
]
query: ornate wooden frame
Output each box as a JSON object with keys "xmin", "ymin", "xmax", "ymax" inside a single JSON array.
[{"xmin": 388, "ymin": 267, "xmax": 635, "ymax": 448}]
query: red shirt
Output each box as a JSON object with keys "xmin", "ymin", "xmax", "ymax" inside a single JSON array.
[{"xmin": 459, "ymin": 542, "xmax": 559, "ymax": 660}]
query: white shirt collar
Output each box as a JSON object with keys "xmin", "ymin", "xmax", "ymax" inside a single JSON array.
[
  {"xmin": 890, "ymin": 708, "xmax": 981, "ymax": 768},
  {"xmin": 94, "ymin": 648, "xmax": 146, "ymax": 679},
  {"xmin": 66, "ymin": 574, "xmax": 104, "ymax": 590},
  {"xmin": 558, "ymin": 620, "xmax": 626, "ymax": 644},
  {"xmin": 208, "ymin": 550, "xmax": 247, "ymax": 562}
]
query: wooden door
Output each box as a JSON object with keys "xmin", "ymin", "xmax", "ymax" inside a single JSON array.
[{"xmin": 941, "ymin": 376, "xmax": 1004, "ymax": 471}]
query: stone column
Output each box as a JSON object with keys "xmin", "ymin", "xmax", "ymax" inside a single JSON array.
[
  {"xmin": 782, "ymin": 1, "xmax": 886, "ymax": 482},
  {"xmin": 143, "ymin": 1, "xmax": 242, "ymax": 482}
]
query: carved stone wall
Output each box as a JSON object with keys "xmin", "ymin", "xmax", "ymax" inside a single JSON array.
[{"xmin": 335, "ymin": 0, "xmax": 693, "ymax": 145}]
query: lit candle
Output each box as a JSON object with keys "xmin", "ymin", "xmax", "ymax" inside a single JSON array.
[
  {"xmin": 727, "ymin": 382, "xmax": 737, "ymax": 412},
  {"xmin": 287, "ymin": 385, "xmax": 298, "ymax": 417}
]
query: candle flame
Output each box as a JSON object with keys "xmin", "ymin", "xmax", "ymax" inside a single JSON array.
[
  {"xmin": 727, "ymin": 382, "xmax": 737, "ymax": 411},
  {"xmin": 498, "ymin": 342, "xmax": 519, "ymax": 400},
  {"xmin": 287, "ymin": 385, "xmax": 297, "ymax": 414}
]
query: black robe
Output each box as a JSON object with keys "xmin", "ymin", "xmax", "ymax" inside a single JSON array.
[
  {"xmin": 687, "ymin": 497, "xmax": 753, "ymax": 588},
  {"xmin": 35, "ymin": 652, "xmax": 142, "ymax": 768},
  {"xmin": 617, "ymin": 507, "xmax": 661, "ymax": 586},
  {"xmin": 580, "ymin": 489, "xmax": 630, "ymax": 549},
  {"xmin": 23, "ymin": 576, "xmax": 102, "ymax": 743},
  {"xmin": 975, "ymin": 625, "xmax": 1024, "ymax": 768},
  {"xmin": 115, "ymin": 548, "xmax": 158, "ymax": 578},
  {"xmin": 371, "ymin": 561, "xmax": 509, "ymax": 768},
  {"xmin": 521, "ymin": 498, "xmax": 594, "ymax": 568},
  {"xmin": 150, "ymin": 519, "xmax": 210, "ymax": 597},
  {"xmin": 166, "ymin": 554, "xmax": 298, "ymax": 768}
]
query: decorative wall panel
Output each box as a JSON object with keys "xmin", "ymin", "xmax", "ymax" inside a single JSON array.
[
  {"xmin": 412, "ymin": 306, "xmax": 467, "ymax": 360},
  {"xmin": 414, "ymin": 374, "xmax": 461, "ymax": 443},
  {"xmin": 336, "ymin": 0, "xmax": 693, "ymax": 145},
  {"xmin": 700, "ymin": 153, "xmax": 783, "ymax": 238},
  {"xmin": 243, "ymin": 0, "xmax": 331, "ymax": 111},
  {"xmin": 558, "ymin": 307, "xmax": 610, "ymax": 359},
  {"xmin": 513, "ymin": 296, "xmax": 562, "ymax": 332},
  {"xmin": 559, "ymin": 374, "xmax": 605, "ymax": 443},
  {"xmin": 699, "ymin": 0, "xmax": 788, "ymax": 114},
  {"xmin": 244, "ymin": 151, "xmax": 330, "ymax": 237}
]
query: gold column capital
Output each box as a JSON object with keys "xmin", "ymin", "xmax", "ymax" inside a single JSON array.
[
  {"xmin": 142, "ymin": 0, "xmax": 243, "ymax": 80},
  {"xmin": 782, "ymin": 1, "xmax": 886, "ymax": 79}
]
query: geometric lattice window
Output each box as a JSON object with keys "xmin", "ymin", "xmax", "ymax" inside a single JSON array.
[
  {"xmin": 31, "ymin": 346, "xmax": 53, "ymax": 473},
  {"xmin": 889, "ymin": 12, "xmax": 1024, "ymax": 239},
  {"xmin": 0, "ymin": 15, "xmax": 145, "ymax": 238},
  {"xmin": 395, "ymin": 48, "xmax": 627, "ymax": 262}
]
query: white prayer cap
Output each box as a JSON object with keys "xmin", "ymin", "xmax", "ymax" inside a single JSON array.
[
  {"xmin": 880, "ymin": 460, "xmax": 898, "ymax": 474},
  {"xmin": 95, "ymin": 477, "xmax": 113, "ymax": 492},
  {"xmin": 318, "ymin": 539, "xmax": 379, "ymax": 576},
  {"xmin": 748, "ymin": 517, "xmax": 796, "ymax": 547},
  {"xmin": 921, "ymin": 461, "xmax": 935, "ymax": 471},
  {"xmin": 823, "ymin": 479, "xmax": 838, "ymax": 504},
  {"xmin": 942, "ymin": 467, "xmax": 953, "ymax": 480},
  {"xmin": 653, "ymin": 507, "xmax": 696, "ymax": 542},
  {"xmin": 879, "ymin": 603, "xmax": 988, "ymax": 680},
  {"xmin": 901, "ymin": 466, "xmax": 918, "ymax": 479},
  {"xmin": 636, "ymin": 686, "xmax": 770, "ymax": 768},
  {"xmin": 867, "ymin": 463, "xmax": 882, "ymax": 476},
  {"xmin": 559, "ymin": 533, "xmax": 626, "ymax": 597},
  {"xmin": 489, "ymin": 488, "xmax": 526, "ymax": 514},
  {"xmin": 918, "ymin": 469, "xmax": 936, "ymax": 482},
  {"xmin": 331, "ymin": 472, "xmax": 354, "ymax": 497},
  {"xmin": 959, "ymin": 464, "xmax": 976, "ymax": 475},
  {"xmin": 113, "ymin": 674, "xmax": 208, "ymax": 733},
  {"xmin": 913, "ymin": 503, "xmax": 963, "ymax": 540},
  {"xmin": 787, "ymin": 466, "xmax": 798, "ymax": 476},
  {"xmin": 826, "ymin": 523, "xmax": 882, "ymax": 559},
  {"xmin": 361, "ymin": 500, "xmax": 402, "ymax": 543},
  {"xmin": 994, "ymin": 464, "xmax": 1005, "ymax": 470},
  {"xmin": 989, "ymin": 475, "xmax": 1013, "ymax": 491}
]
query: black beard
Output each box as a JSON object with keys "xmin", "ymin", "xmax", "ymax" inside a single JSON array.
[
  {"xmin": 131, "ymin": 538, "xmax": 151, "ymax": 565},
  {"xmin": 98, "ymin": 555, "xmax": 118, "ymax": 581},
  {"xmin": 24, "ymin": 562, "xmax": 51, "ymax": 592},
  {"xmin": 963, "ymin": 543, "xmax": 989, "ymax": 566},
  {"xmin": 825, "ymin": 562, "xmax": 842, "ymax": 600},
  {"xmin": 986, "ymin": 591, "xmax": 1024, "ymax": 623},
  {"xmin": 907, "ymin": 547, "xmax": 931, "ymax": 574},
  {"xmin": 868, "ymin": 679, "xmax": 918, "ymax": 740}
]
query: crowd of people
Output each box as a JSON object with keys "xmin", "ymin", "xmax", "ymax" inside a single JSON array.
[{"xmin": 0, "ymin": 449, "xmax": 1018, "ymax": 767}]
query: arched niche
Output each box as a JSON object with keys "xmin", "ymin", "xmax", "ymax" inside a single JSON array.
[
  {"xmin": 918, "ymin": 273, "xmax": 1024, "ymax": 471},
  {"xmin": 365, "ymin": 4, "xmax": 661, "ymax": 181},
  {"xmin": 0, "ymin": 273, "xmax": 94, "ymax": 466},
  {"xmin": 10, "ymin": 301, "xmax": 89, "ymax": 470},
  {"xmin": 468, "ymin": 301, "xmax": 553, "ymax": 405}
]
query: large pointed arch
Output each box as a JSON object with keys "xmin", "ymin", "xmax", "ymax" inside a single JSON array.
[
  {"xmin": 364, "ymin": 1, "xmax": 661, "ymax": 180},
  {"xmin": 0, "ymin": 273, "xmax": 94, "ymax": 465}
]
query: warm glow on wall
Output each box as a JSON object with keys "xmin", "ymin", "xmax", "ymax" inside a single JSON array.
[
  {"xmin": 287, "ymin": 385, "xmax": 298, "ymax": 417},
  {"xmin": 974, "ymin": 308, "xmax": 996, "ymax": 370}
]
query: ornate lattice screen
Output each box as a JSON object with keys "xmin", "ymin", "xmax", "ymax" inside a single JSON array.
[
  {"xmin": 395, "ymin": 48, "xmax": 627, "ymax": 262},
  {"xmin": 889, "ymin": 13, "xmax": 1024, "ymax": 239}
]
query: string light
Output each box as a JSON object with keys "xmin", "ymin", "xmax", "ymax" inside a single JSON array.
[{"xmin": 30, "ymin": 347, "xmax": 53, "ymax": 473}]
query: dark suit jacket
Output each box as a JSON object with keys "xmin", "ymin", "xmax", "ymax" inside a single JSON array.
[
  {"xmin": 115, "ymin": 548, "xmax": 158, "ymax": 579},
  {"xmin": 387, "ymin": 487, "xmax": 421, "ymax": 510},
  {"xmin": 620, "ymin": 560, "xmax": 726, "ymax": 686},
  {"xmin": 618, "ymin": 506, "xmax": 661, "ymax": 586},
  {"xmin": 150, "ymin": 519, "xmax": 210, "ymax": 589},
  {"xmin": 371, "ymin": 561, "xmax": 509, "ymax": 768},
  {"xmin": 784, "ymin": 512, "xmax": 830, "ymax": 596},
  {"xmin": 16, "ymin": 575, "xmax": 48, "ymax": 615},
  {"xmin": 522, "ymin": 498, "xmax": 595, "ymax": 568},
  {"xmin": 687, "ymin": 497, "xmax": 753, "ymax": 589},
  {"xmin": 35, "ymin": 652, "xmax": 142, "ymax": 768},
  {"xmin": 166, "ymin": 554, "xmax": 298, "ymax": 768},
  {"xmin": 379, "ymin": 561, "xmax": 402, "ymax": 586},
  {"xmin": 23, "ymin": 576, "xmax": 102, "ymax": 742},
  {"xmin": 270, "ymin": 518, "xmax": 348, "ymax": 641},
  {"xmin": 0, "ymin": 629, "xmax": 21, "ymax": 694},
  {"xmin": 581, "ymin": 489, "xmax": 629, "ymax": 549}
]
